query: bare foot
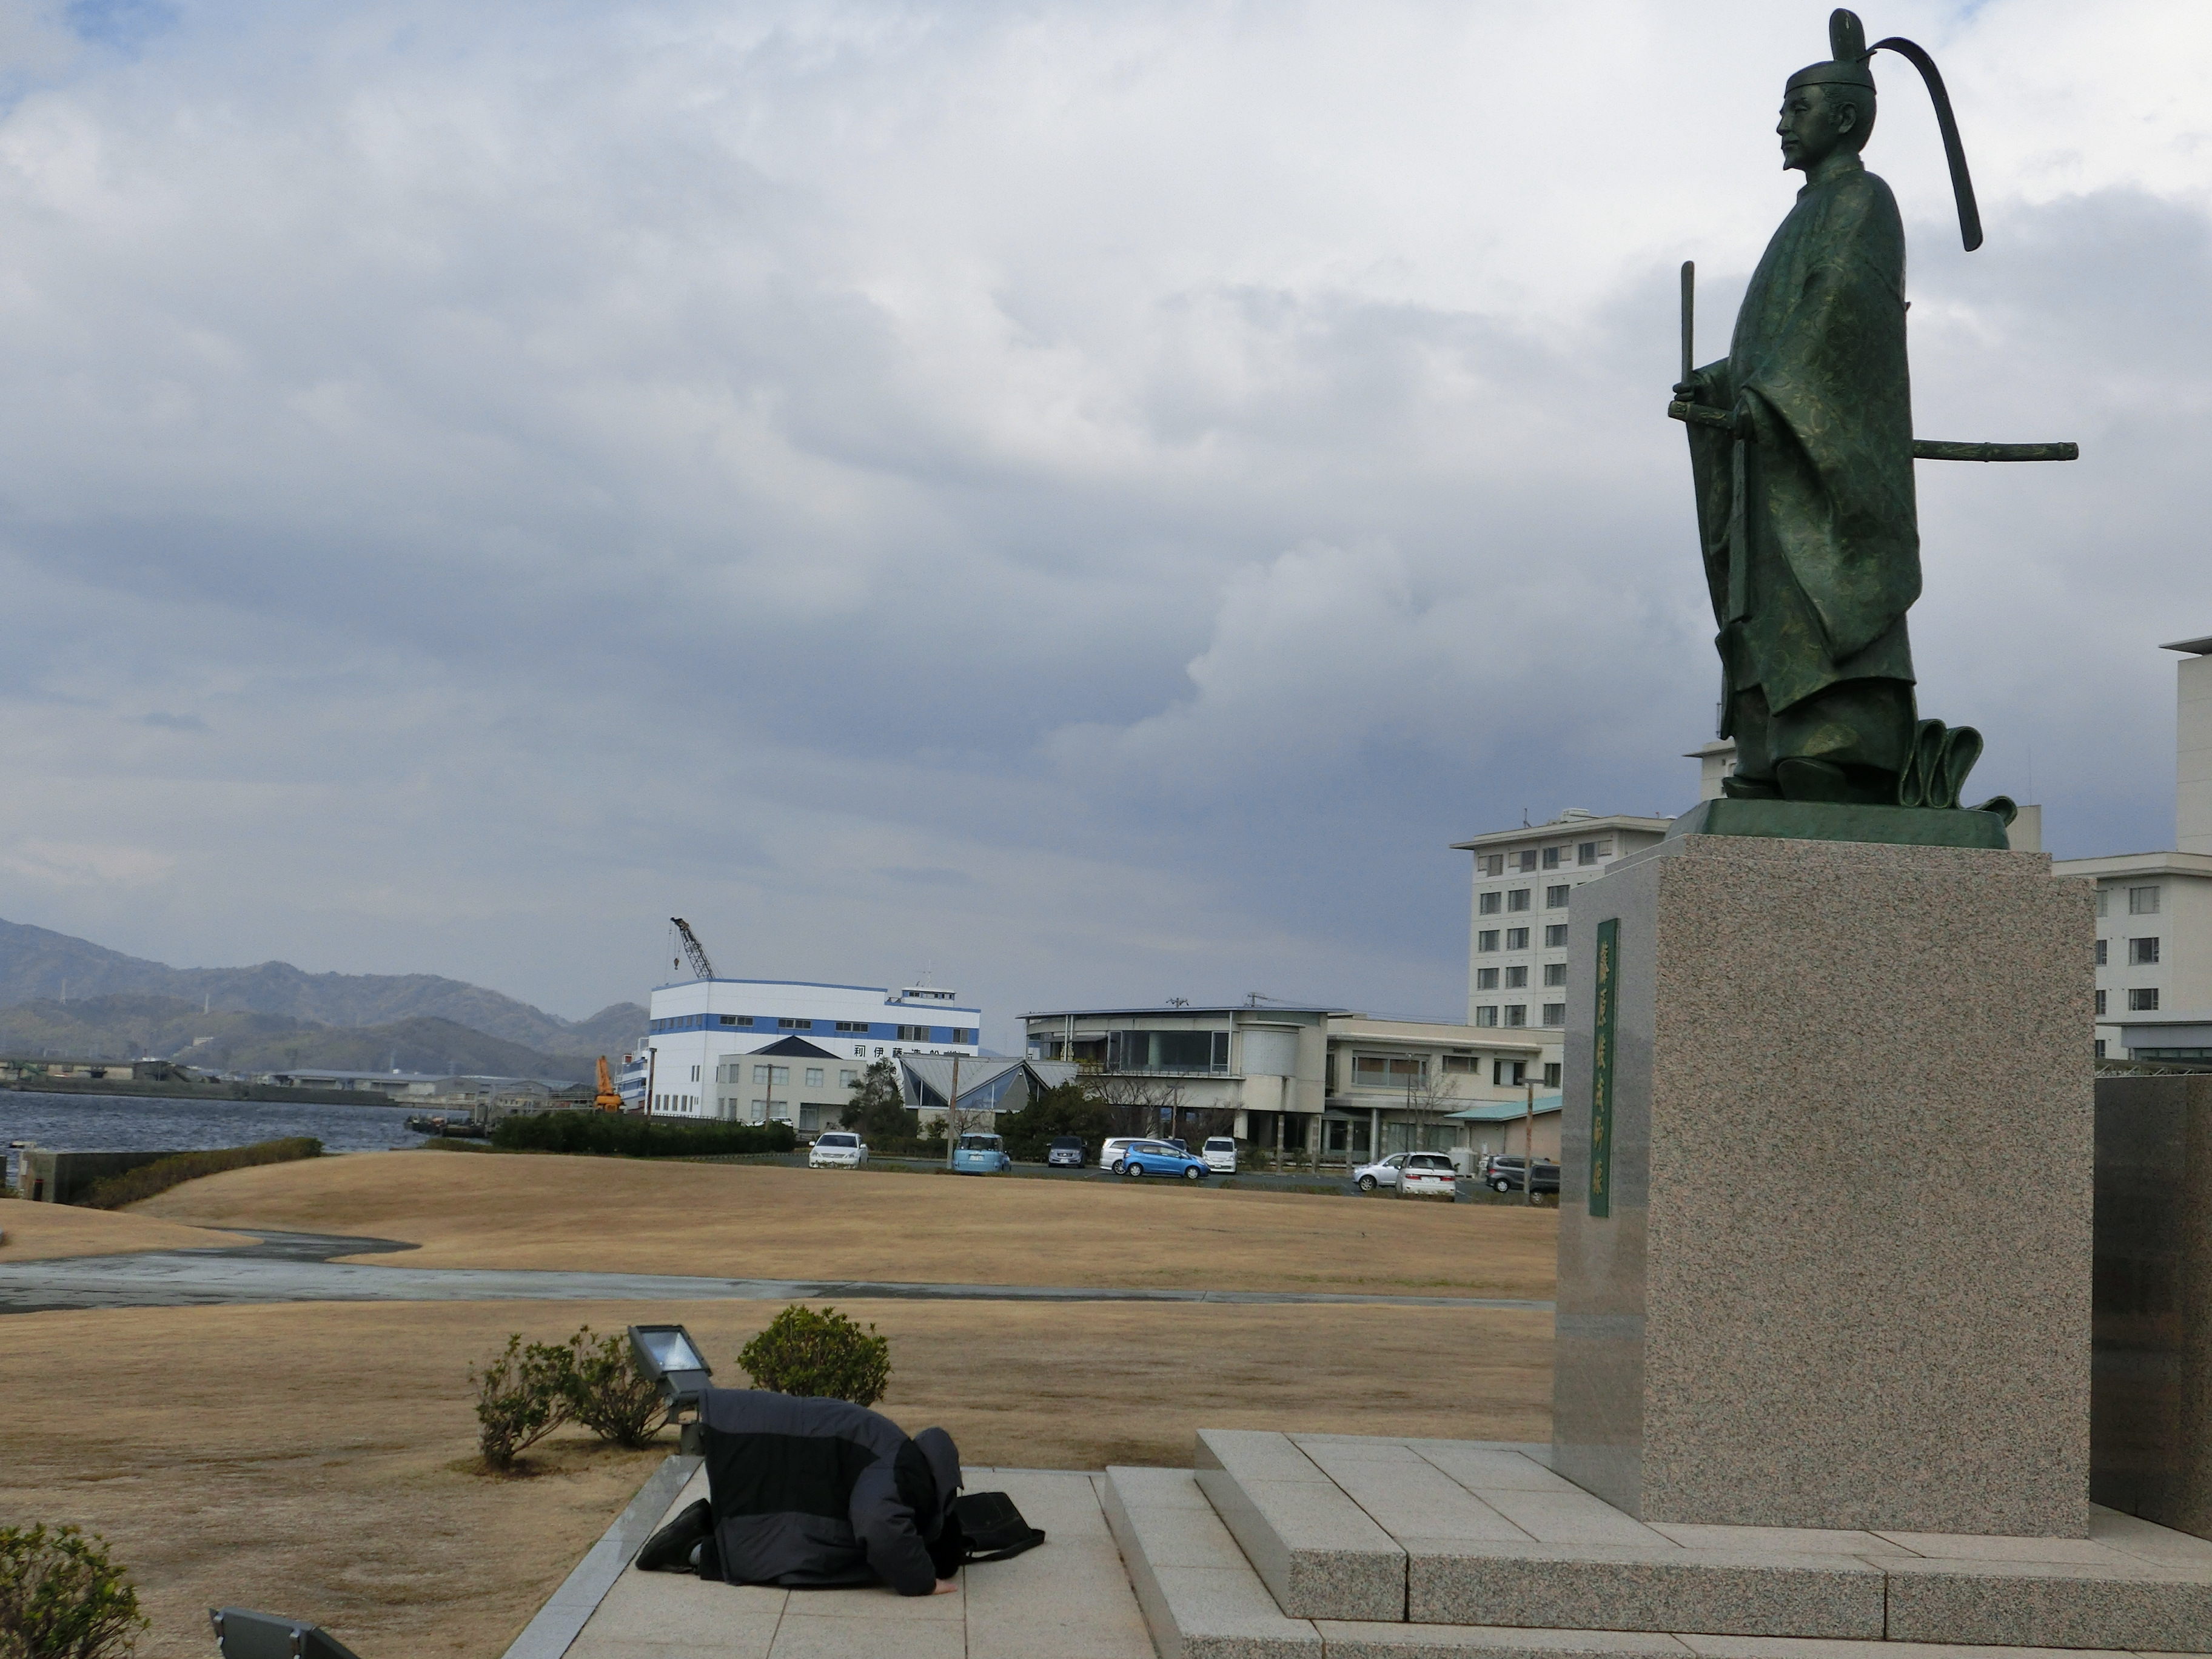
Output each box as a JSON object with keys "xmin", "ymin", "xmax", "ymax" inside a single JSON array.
[{"xmin": 931, "ymin": 1578, "xmax": 959, "ymax": 1596}]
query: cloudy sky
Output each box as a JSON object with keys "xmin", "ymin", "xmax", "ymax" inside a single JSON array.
[{"xmin": 0, "ymin": 0, "xmax": 2199, "ymax": 1045}]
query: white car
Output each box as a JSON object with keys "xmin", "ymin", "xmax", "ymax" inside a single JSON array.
[
  {"xmin": 1353, "ymin": 1151, "xmax": 1460, "ymax": 1198},
  {"xmin": 1201, "ymin": 1136, "xmax": 1238, "ymax": 1174},
  {"xmin": 1099, "ymin": 1136, "xmax": 1142, "ymax": 1173},
  {"xmin": 808, "ymin": 1131, "xmax": 868, "ymax": 1168}
]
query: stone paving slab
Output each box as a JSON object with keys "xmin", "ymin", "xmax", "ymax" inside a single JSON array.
[
  {"xmin": 550, "ymin": 1463, "xmax": 1153, "ymax": 1659},
  {"xmin": 1104, "ymin": 1464, "xmax": 1323, "ymax": 1658},
  {"xmin": 1196, "ymin": 1430, "xmax": 1407, "ymax": 1623}
]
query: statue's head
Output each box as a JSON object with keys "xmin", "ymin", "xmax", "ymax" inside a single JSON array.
[{"xmin": 1780, "ymin": 7, "xmax": 1877, "ymax": 172}]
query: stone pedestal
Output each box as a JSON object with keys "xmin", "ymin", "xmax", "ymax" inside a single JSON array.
[{"xmin": 1552, "ymin": 834, "xmax": 2094, "ymax": 1537}]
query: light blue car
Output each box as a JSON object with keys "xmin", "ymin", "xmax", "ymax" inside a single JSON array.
[
  {"xmin": 1118, "ymin": 1139, "xmax": 1212, "ymax": 1181},
  {"xmin": 951, "ymin": 1132, "xmax": 1012, "ymax": 1174}
]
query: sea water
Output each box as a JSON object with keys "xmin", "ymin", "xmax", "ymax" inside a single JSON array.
[{"xmin": 2, "ymin": 1090, "xmax": 428, "ymax": 1187}]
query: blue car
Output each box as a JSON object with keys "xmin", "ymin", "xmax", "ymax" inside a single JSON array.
[
  {"xmin": 951, "ymin": 1132, "xmax": 1012, "ymax": 1174},
  {"xmin": 1118, "ymin": 1138, "xmax": 1212, "ymax": 1181}
]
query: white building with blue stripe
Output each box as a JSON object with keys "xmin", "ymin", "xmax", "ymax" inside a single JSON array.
[{"xmin": 642, "ymin": 979, "xmax": 981, "ymax": 1130}]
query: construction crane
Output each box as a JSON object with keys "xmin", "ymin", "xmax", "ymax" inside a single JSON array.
[
  {"xmin": 594, "ymin": 1056, "xmax": 623, "ymax": 1113},
  {"xmin": 671, "ymin": 916, "xmax": 717, "ymax": 980}
]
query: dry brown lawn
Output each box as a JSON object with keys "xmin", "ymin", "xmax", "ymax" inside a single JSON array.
[
  {"xmin": 136, "ymin": 1151, "xmax": 1560, "ymax": 1298},
  {"xmin": 2, "ymin": 1153, "xmax": 1560, "ymax": 1659},
  {"xmin": 0, "ymin": 1195, "xmax": 252, "ymax": 1260}
]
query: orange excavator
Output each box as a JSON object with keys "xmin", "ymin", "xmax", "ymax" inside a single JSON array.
[{"xmin": 595, "ymin": 1056, "xmax": 624, "ymax": 1112}]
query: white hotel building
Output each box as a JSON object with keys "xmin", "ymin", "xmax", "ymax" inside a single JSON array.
[{"xmin": 642, "ymin": 978, "xmax": 980, "ymax": 1133}]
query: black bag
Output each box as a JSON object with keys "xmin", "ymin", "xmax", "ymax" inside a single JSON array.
[{"xmin": 948, "ymin": 1491, "xmax": 1046, "ymax": 1563}]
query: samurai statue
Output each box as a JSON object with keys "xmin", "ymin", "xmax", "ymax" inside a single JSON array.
[{"xmin": 1672, "ymin": 10, "xmax": 2000, "ymax": 812}]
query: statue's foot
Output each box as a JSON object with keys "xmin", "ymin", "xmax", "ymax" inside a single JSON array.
[
  {"xmin": 1774, "ymin": 757, "xmax": 1853, "ymax": 802},
  {"xmin": 1720, "ymin": 773, "xmax": 1781, "ymax": 800}
]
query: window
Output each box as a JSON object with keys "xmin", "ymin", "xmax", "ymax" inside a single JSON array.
[
  {"xmin": 1543, "ymin": 1004, "xmax": 1567, "ymax": 1027},
  {"xmin": 1478, "ymin": 891, "xmax": 1502, "ymax": 915},
  {"xmin": 853, "ymin": 1045, "xmax": 868, "ymax": 1056},
  {"xmin": 719, "ymin": 1014, "xmax": 752, "ymax": 1027},
  {"xmin": 805, "ymin": 1068, "xmax": 825, "ymax": 1087},
  {"xmin": 954, "ymin": 1028, "xmax": 975, "ymax": 1044},
  {"xmin": 773, "ymin": 1065, "xmax": 790, "ymax": 1084},
  {"xmin": 1493, "ymin": 1059, "xmax": 1525, "ymax": 1085},
  {"xmin": 2130, "ymin": 886, "xmax": 2162, "ymax": 916},
  {"xmin": 1352, "ymin": 1054, "xmax": 1426, "ymax": 1085},
  {"xmin": 840, "ymin": 1070, "xmax": 857, "ymax": 1087},
  {"xmin": 2096, "ymin": 939, "xmax": 2108, "ymax": 967},
  {"xmin": 835, "ymin": 1021, "xmax": 870, "ymax": 1033},
  {"xmin": 2130, "ymin": 988, "xmax": 2160, "ymax": 1011},
  {"xmin": 1507, "ymin": 888, "xmax": 1532, "ymax": 912},
  {"xmin": 1476, "ymin": 967, "xmax": 1500, "ymax": 990},
  {"xmin": 752, "ymin": 1065, "xmax": 769, "ymax": 1084},
  {"xmin": 1477, "ymin": 930, "xmax": 1500, "ymax": 953},
  {"xmin": 1578, "ymin": 842, "xmax": 1600, "ymax": 866},
  {"xmin": 749, "ymin": 1099, "xmax": 768, "ymax": 1122},
  {"xmin": 1504, "ymin": 1005, "xmax": 1528, "ymax": 1027},
  {"xmin": 1542, "ymin": 846, "xmax": 1563, "ymax": 870},
  {"xmin": 2096, "ymin": 990, "xmax": 2108, "ymax": 1016},
  {"xmin": 1544, "ymin": 1062, "xmax": 1563, "ymax": 1087},
  {"xmin": 1506, "ymin": 927, "xmax": 1529, "ymax": 950},
  {"xmin": 1544, "ymin": 964, "xmax": 1567, "ymax": 987},
  {"xmin": 1441, "ymin": 1054, "xmax": 1480, "ymax": 1073},
  {"xmin": 1504, "ymin": 966, "xmax": 1529, "ymax": 988},
  {"xmin": 1517, "ymin": 850, "xmax": 1540, "ymax": 872},
  {"xmin": 2094, "ymin": 1039, "xmax": 2107, "ymax": 1059},
  {"xmin": 1482, "ymin": 854, "xmax": 1505, "ymax": 876},
  {"xmin": 2096, "ymin": 887, "xmax": 2110, "ymax": 917},
  {"xmin": 2130, "ymin": 937, "xmax": 2161, "ymax": 965},
  {"xmin": 1475, "ymin": 1006, "xmax": 1499, "ymax": 1027},
  {"xmin": 1546, "ymin": 885, "xmax": 1570, "ymax": 908},
  {"xmin": 1106, "ymin": 1030, "xmax": 1229, "ymax": 1073},
  {"xmin": 777, "ymin": 1017, "xmax": 814, "ymax": 1030},
  {"xmin": 896, "ymin": 1024, "xmax": 931, "ymax": 1042},
  {"xmin": 690, "ymin": 1065, "xmax": 700, "ymax": 1082},
  {"xmin": 1544, "ymin": 924, "xmax": 1569, "ymax": 948}
]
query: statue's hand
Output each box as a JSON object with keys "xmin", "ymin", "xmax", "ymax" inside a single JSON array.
[{"xmin": 1672, "ymin": 376, "xmax": 1709, "ymax": 404}]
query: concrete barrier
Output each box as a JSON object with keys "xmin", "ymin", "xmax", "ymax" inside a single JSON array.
[{"xmin": 16, "ymin": 1147, "xmax": 184, "ymax": 1205}]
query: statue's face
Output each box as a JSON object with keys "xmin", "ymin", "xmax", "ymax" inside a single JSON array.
[{"xmin": 1777, "ymin": 82, "xmax": 1862, "ymax": 171}]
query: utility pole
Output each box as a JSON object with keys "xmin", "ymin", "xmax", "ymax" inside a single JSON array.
[
  {"xmin": 1522, "ymin": 1070, "xmax": 1536, "ymax": 1205},
  {"xmin": 944, "ymin": 1053, "xmax": 961, "ymax": 1168}
]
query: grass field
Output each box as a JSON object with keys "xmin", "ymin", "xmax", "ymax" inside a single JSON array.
[
  {"xmin": 0, "ymin": 1195, "xmax": 252, "ymax": 1259},
  {"xmin": 2, "ymin": 1151, "xmax": 1560, "ymax": 1659},
  {"xmin": 135, "ymin": 1150, "xmax": 1560, "ymax": 1298}
]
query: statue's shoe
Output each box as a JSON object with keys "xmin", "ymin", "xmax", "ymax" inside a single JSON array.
[
  {"xmin": 637, "ymin": 1498, "xmax": 713, "ymax": 1572},
  {"xmin": 1774, "ymin": 757, "xmax": 1855, "ymax": 802}
]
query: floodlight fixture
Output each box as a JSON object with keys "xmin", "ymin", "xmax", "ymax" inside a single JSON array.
[
  {"xmin": 629, "ymin": 1322, "xmax": 713, "ymax": 1412},
  {"xmin": 209, "ymin": 1609, "xmax": 364, "ymax": 1659}
]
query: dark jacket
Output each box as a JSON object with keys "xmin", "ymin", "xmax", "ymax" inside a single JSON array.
[{"xmin": 697, "ymin": 1389, "xmax": 959, "ymax": 1595}]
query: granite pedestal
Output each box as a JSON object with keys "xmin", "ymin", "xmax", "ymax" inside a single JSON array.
[{"xmin": 1552, "ymin": 834, "xmax": 2094, "ymax": 1537}]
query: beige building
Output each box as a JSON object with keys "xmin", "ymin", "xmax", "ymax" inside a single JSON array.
[
  {"xmin": 2056, "ymin": 635, "xmax": 2212, "ymax": 1060},
  {"xmin": 1022, "ymin": 1005, "xmax": 1544, "ymax": 1167},
  {"xmin": 1450, "ymin": 810, "xmax": 1672, "ymax": 1039}
]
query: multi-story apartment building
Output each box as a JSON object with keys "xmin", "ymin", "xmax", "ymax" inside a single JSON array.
[
  {"xmin": 1450, "ymin": 811, "xmax": 1673, "ymax": 1037},
  {"xmin": 2058, "ymin": 635, "xmax": 2212, "ymax": 1061}
]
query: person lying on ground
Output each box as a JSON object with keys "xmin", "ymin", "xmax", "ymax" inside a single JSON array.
[{"xmin": 638, "ymin": 1388, "xmax": 963, "ymax": 1595}]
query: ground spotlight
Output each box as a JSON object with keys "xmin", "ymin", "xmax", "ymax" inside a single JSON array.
[
  {"xmin": 209, "ymin": 1608, "xmax": 363, "ymax": 1659},
  {"xmin": 628, "ymin": 1322, "xmax": 713, "ymax": 1412}
]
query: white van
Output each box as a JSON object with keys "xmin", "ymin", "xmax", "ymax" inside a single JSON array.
[
  {"xmin": 1099, "ymin": 1137, "xmax": 1142, "ymax": 1173},
  {"xmin": 1201, "ymin": 1136, "xmax": 1238, "ymax": 1174}
]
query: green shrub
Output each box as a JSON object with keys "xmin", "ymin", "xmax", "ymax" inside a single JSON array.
[
  {"xmin": 563, "ymin": 1326, "xmax": 668, "ymax": 1448},
  {"xmin": 0, "ymin": 1523, "xmax": 146, "ymax": 1659},
  {"xmin": 76, "ymin": 1139, "xmax": 321, "ymax": 1210},
  {"xmin": 993, "ymin": 1080, "xmax": 1112, "ymax": 1163},
  {"xmin": 491, "ymin": 1114, "xmax": 796, "ymax": 1159},
  {"xmin": 471, "ymin": 1334, "xmax": 575, "ymax": 1469},
  {"xmin": 739, "ymin": 1305, "xmax": 891, "ymax": 1407}
]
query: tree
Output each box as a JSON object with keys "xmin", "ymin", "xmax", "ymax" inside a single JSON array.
[
  {"xmin": 1093, "ymin": 1073, "xmax": 1188, "ymax": 1141},
  {"xmin": 1396, "ymin": 1064, "xmax": 1463, "ymax": 1160},
  {"xmin": 994, "ymin": 1080, "xmax": 1113, "ymax": 1162},
  {"xmin": 840, "ymin": 1059, "xmax": 911, "ymax": 1144}
]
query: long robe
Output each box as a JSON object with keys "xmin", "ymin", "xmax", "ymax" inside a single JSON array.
[{"xmin": 1686, "ymin": 154, "xmax": 1919, "ymax": 723}]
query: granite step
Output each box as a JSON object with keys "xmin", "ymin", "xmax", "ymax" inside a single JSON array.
[
  {"xmin": 1102, "ymin": 1463, "xmax": 1323, "ymax": 1658},
  {"xmin": 1178, "ymin": 1431, "xmax": 2212, "ymax": 1652}
]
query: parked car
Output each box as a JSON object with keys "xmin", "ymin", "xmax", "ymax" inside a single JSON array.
[
  {"xmin": 808, "ymin": 1131, "xmax": 868, "ymax": 1169},
  {"xmin": 1101, "ymin": 1136, "xmax": 1142, "ymax": 1173},
  {"xmin": 1396, "ymin": 1153, "xmax": 1460, "ymax": 1200},
  {"xmin": 1047, "ymin": 1135, "xmax": 1086, "ymax": 1168},
  {"xmin": 953, "ymin": 1132, "xmax": 1013, "ymax": 1174},
  {"xmin": 1354, "ymin": 1151, "xmax": 1459, "ymax": 1193},
  {"xmin": 1118, "ymin": 1139, "xmax": 1212, "ymax": 1181},
  {"xmin": 1486, "ymin": 1156, "xmax": 1561, "ymax": 1194},
  {"xmin": 1201, "ymin": 1136, "xmax": 1238, "ymax": 1174}
]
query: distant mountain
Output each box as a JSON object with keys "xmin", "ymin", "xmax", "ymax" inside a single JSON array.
[
  {"xmin": 0, "ymin": 917, "xmax": 646, "ymax": 1056},
  {"xmin": 0, "ymin": 993, "xmax": 603, "ymax": 1083}
]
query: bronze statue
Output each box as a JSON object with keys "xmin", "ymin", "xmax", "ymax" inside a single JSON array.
[{"xmin": 1669, "ymin": 10, "xmax": 2071, "ymax": 820}]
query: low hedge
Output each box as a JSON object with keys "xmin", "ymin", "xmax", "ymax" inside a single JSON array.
[
  {"xmin": 76, "ymin": 1137, "xmax": 323, "ymax": 1210},
  {"xmin": 492, "ymin": 1113, "xmax": 797, "ymax": 1158}
]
